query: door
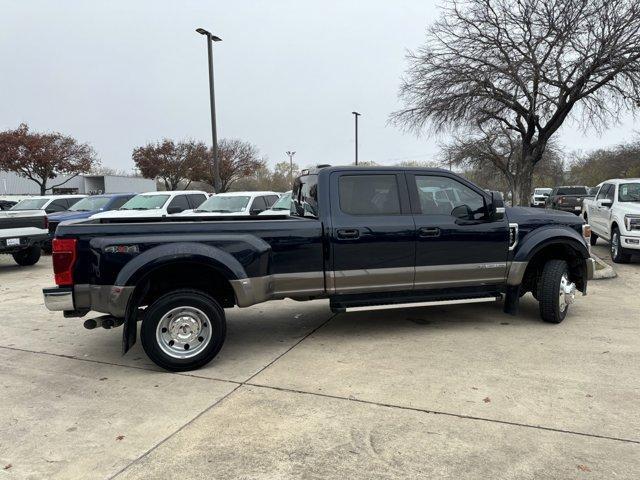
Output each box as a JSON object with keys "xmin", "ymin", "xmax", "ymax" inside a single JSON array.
[
  {"xmin": 408, "ymin": 173, "xmax": 509, "ymax": 290},
  {"xmin": 329, "ymin": 171, "xmax": 415, "ymax": 294},
  {"xmin": 592, "ymin": 183, "xmax": 612, "ymax": 235}
]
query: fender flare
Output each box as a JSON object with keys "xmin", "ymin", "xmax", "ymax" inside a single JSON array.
[
  {"xmin": 115, "ymin": 242, "xmax": 248, "ymax": 287},
  {"xmin": 513, "ymin": 226, "xmax": 589, "ymax": 264}
]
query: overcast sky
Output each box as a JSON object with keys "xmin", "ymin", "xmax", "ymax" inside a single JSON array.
[{"xmin": 1, "ymin": 0, "xmax": 638, "ymax": 172}]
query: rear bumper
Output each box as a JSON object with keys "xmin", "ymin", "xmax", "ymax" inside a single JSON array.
[
  {"xmin": 0, "ymin": 232, "xmax": 48, "ymax": 254},
  {"xmin": 43, "ymin": 284, "xmax": 134, "ymax": 317},
  {"xmin": 551, "ymin": 205, "xmax": 582, "ymax": 214},
  {"xmin": 43, "ymin": 287, "xmax": 74, "ymax": 311}
]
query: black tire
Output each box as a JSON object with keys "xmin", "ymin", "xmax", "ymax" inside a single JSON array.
[
  {"xmin": 610, "ymin": 227, "xmax": 631, "ymax": 264},
  {"xmin": 590, "ymin": 232, "xmax": 598, "ymax": 246},
  {"xmin": 538, "ymin": 259, "xmax": 571, "ymax": 324},
  {"xmin": 12, "ymin": 245, "xmax": 41, "ymax": 266},
  {"xmin": 140, "ymin": 289, "xmax": 226, "ymax": 372}
]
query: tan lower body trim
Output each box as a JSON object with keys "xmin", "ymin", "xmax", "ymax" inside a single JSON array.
[{"xmin": 231, "ymin": 262, "xmax": 510, "ymax": 307}]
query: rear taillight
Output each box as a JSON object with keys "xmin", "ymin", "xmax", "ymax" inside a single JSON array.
[{"xmin": 52, "ymin": 238, "xmax": 77, "ymax": 286}]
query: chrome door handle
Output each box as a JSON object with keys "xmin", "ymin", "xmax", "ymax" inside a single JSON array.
[
  {"xmin": 418, "ymin": 227, "xmax": 440, "ymax": 238},
  {"xmin": 336, "ymin": 228, "xmax": 360, "ymax": 239}
]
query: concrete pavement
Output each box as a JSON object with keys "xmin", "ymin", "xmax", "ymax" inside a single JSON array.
[{"xmin": 0, "ymin": 247, "xmax": 638, "ymax": 479}]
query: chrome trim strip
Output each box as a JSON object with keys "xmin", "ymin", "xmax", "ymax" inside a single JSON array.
[
  {"xmin": 343, "ymin": 296, "xmax": 501, "ymax": 313},
  {"xmin": 509, "ymin": 223, "xmax": 519, "ymax": 251}
]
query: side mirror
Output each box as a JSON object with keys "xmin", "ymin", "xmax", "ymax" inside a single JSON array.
[
  {"xmin": 166, "ymin": 206, "xmax": 183, "ymax": 214},
  {"xmin": 489, "ymin": 191, "xmax": 505, "ymax": 220},
  {"xmin": 598, "ymin": 199, "xmax": 613, "ymax": 208},
  {"xmin": 250, "ymin": 208, "xmax": 263, "ymax": 216}
]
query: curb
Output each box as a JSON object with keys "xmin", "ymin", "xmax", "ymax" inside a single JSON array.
[{"xmin": 591, "ymin": 253, "xmax": 617, "ymax": 280}]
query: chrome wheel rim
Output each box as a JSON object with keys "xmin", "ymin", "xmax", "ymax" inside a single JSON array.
[
  {"xmin": 156, "ymin": 306, "xmax": 212, "ymax": 359},
  {"xmin": 611, "ymin": 233, "xmax": 619, "ymax": 258},
  {"xmin": 558, "ymin": 273, "xmax": 576, "ymax": 313}
]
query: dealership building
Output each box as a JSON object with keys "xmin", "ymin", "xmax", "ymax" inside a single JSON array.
[{"xmin": 0, "ymin": 171, "xmax": 156, "ymax": 196}]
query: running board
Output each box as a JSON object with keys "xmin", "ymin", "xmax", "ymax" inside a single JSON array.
[{"xmin": 340, "ymin": 296, "xmax": 501, "ymax": 313}]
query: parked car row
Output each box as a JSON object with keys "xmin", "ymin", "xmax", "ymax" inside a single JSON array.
[
  {"xmin": 1, "ymin": 190, "xmax": 292, "ymax": 267},
  {"xmin": 0, "ymin": 194, "xmax": 85, "ymax": 266},
  {"xmin": 528, "ymin": 178, "xmax": 640, "ymax": 263}
]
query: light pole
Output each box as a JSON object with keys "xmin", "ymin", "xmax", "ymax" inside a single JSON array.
[
  {"xmin": 286, "ymin": 151, "xmax": 296, "ymax": 186},
  {"xmin": 196, "ymin": 27, "xmax": 222, "ymax": 193},
  {"xmin": 351, "ymin": 111, "xmax": 361, "ymax": 165}
]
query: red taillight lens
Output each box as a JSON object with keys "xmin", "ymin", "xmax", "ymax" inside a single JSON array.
[{"xmin": 52, "ymin": 238, "xmax": 77, "ymax": 286}]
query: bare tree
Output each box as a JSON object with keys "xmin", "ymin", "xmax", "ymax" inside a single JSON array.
[
  {"xmin": 206, "ymin": 139, "xmax": 265, "ymax": 193},
  {"xmin": 0, "ymin": 124, "xmax": 97, "ymax": 195},
  {"xmin": 132, "ymin": 139, "xmax": 208, "ymax": 190},
  {"xmin": 442, "ymin": 129, "xmax": 564, "ymax": 201},
  {"xmin": 568, "ymin": 138, "xmax": 640, "ymax": 185},
  {"xmin": 393, "ymin": 0, "xmax": 640, "ymax": 205}
]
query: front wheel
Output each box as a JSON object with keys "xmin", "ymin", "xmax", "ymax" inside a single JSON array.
[
  {"xmin": 538, "ymin": 259, "xmax": 575, "ymax": 324},
  {"xmin": 140, "ymin": 289, "xmax": 226, "ymax": 371},
  {"xmin": 610, "ymin": 228, "xmax": 631, "ymax": 264},
  {"xmin": 12, "ymin": 245, "xmax": 41, "ymax": 266}
]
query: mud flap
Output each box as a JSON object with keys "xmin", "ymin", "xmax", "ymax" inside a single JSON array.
[
  {"xmin": 122, "ymin": 312, "xmax": 137, "ymax": 354},
  {"xmin": 503, "ymin": 285, "xmax": 520, "ymax": 315}
]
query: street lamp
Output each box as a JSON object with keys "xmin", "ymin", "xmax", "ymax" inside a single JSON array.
[
  {"xmin": 286, "ymin": 151, "xmax": 296, "ymax": 186},
  {"xmin": 351, "ymin": 111, "xmax": 361, "ymax": 165},
  {"xmin": 196, "ymin": 27, "xmax": 222, "ymax": 193}
]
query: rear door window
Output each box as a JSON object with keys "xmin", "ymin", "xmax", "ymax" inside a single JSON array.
[
  {"xmin": 265, "ymin": 195, "xmax": 279, "ymax": 207},
  {"xmin": 250, "ymin": 196, "xmax": 267, "ymax": 212},
  {"xmin": 168, "ymin": 195, "xmax": 189, "ymax": 212},
  {"xmin": 187, "ymin": 194, "xmax": 207, "ymax": 209},
  {"xmin": 47, "ymin": 199, "xmax": 68, "ymax": 213},
  {"xmin": 338, "ymin": 175, "xmax": 401, "ymax": 215}
]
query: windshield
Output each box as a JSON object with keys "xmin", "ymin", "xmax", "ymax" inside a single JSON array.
[
  {"xmin": 534, "ymin": 189, "xmax": 551, "ymax": 195},
  {"xmin": 556, "ymin": 187, "xmax": 587, "ymax": 195},
  {"xmin": 618, "ymin": 183, "xmax": 640, "ymax": 202},
  {"xmin": 69, "ymin": 196, "xmax": 111, "ymax": 212},
  {"xmin": 270, "ymin": 192, "xmax": 292, "ymax": 211},
  {"xmin": 11, "ymin": 198, "xmax": 49, "ymax": 210},
  {"xmin": 196, "ymin": 195, "xmax": 251, "ymax": 213},
  {"xmin": 120, "ymin": 194, "xmax": 169, "ymax": 210}
]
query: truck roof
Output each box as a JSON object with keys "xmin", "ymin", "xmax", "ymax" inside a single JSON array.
[{"xmin": 303, "ymin": 165, "xmax": 454, "ymax": 175}]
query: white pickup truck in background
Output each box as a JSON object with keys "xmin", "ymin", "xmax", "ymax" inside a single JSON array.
[{"xmin": 582, "ymin": 179, "xmax": 640, "ymax": 263}]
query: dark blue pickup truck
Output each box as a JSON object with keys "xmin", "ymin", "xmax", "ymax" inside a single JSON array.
[{"xmin": 43, "ymin": 167, "xmax": 595, "ymax": 371}]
